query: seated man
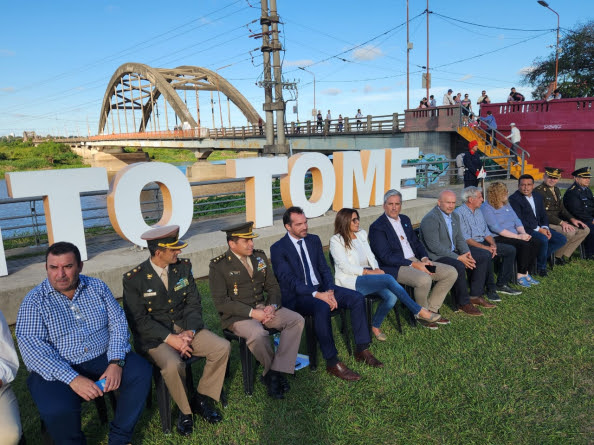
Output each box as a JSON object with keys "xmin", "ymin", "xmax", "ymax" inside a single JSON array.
[
  {"xmin": 534, "ymin": 167, "xmax": 590, "ymax": 264},
  {"xmin": 455, "ymin": 187, "xmax": 521, "ymax": 301},
  {"xmin": 16, "ymin": 242, "xmax": 152, "ymax": 445},
  {"xmin": 123, "ymin": 226, "xmax": 230, "ymax": 436},
  {"xmin": 1, "ymin": 309, "xmax": 22, "ymax": 445},
  {"xmin": 209, "ymin": 222, "xmax": 304, "ymax": 400},
  {"xmin": 369, "ymin": 189, "xmax": 458, "ymax": 328},
  {"xmin": 509, "ymin": 174, "xmax": 567, "ymax": 276},
  {"xmin": 271, "ymin": 207, "xmax": 383, "ymax": 381},
  {"xmin": 562, "ymin": 167, "xmax": 594, "ymax": 260},
  {"xmin": 419, "ymin": 190, "xmax": 496, "ymax": 316}
]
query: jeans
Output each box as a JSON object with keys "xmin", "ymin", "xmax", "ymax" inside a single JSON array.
[
  {"xmin": 530, "ymin": 229, "xmax": 567, "ymax": 270},
  {"xmin": 355, "ymin": 274, "xmax": 421, "ymax": 328}
]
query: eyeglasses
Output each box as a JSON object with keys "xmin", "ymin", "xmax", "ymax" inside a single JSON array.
[{"xmin": 351, "ymin": 218, "xmax": 360, "ymax": 222}]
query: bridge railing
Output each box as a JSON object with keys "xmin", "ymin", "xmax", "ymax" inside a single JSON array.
[{"xmin": 403, "ymin": 105, "xmax": 462, "ymax": 132}]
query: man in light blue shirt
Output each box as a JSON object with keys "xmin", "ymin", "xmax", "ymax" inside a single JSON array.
[{"xmin": 16, "ymin": 242, "xmax": 151, "ymax": 445}]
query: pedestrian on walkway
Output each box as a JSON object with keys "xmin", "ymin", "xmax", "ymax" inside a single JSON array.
[
  {"xmin": 337, "ymin": 114, "xmax": 344, "ymax": 132},
  {"xmin": 506, "ymin": 123, "xmax": 521, "ymax": 165},
  {"xmin": 355, "ymin": 109, "xmax": 363, "ymax": 130},
  {"xmin": 480, "ymin": 111, "xmax": 497, "ymax": 147},
  {"xmin": 316, "ymin": 110, "xmax": 323, "ymax": 132},
  {"xmin": 443, "ymin": 89, "xmax": 456, "ymax": 105}
]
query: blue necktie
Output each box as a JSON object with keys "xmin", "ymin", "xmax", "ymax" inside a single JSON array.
[{"xmin": 298, "ymin": 240, "xmax": 314, "ymax": 287}]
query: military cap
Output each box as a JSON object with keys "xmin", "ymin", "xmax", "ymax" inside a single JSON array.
[
  {"xmin": 544, "ymin": 167, "xmax": 563, "ymax": 179},
  {"xmin": 571, "ymin": 166, "xmax": 592, "ymax": 178},
  {"xmin": 141, "ymin": 225, "xmax": 187, "ymax": 249},
  {"xmin": 223, "ymin": 221, "xmax": 258, "ymax": 239}
]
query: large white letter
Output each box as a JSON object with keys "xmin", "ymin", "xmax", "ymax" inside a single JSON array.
[
  {"xmin": 6, "ymin": 168, "xmax": 108, "ymax": 261},
  {"xmin": 333, "ymin": 150, "xmax": 385, "ymax": 211},
  {"xmin": 107, "ymin": 162, "xmax": 193, "ymax": 247},
  {"xmin": 385, "ymin": 147, "xmax": 419, "ymax": 201},
  {"xmin": 280, "ymin": 153, "xmax": 335, "ymax": 218},
  {"xmin": 0, "ymin": 228, "xmax": 6, "ymax": 277},
  {"xmin": 226, "ymin": 157, "xmax": 288, "ymax": 228}
]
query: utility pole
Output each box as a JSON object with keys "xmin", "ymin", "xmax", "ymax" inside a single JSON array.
[{"xmin": 257, "ymin": 0, "xmax": 289, "ymax": 154}]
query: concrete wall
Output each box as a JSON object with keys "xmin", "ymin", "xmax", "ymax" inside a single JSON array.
[{"xmin": 0, "ymin": 198, "xmax": 435, "ymax": 324}]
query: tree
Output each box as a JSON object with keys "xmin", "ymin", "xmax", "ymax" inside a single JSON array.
[{"xmin": 522, "ymin": 20, "xmax": 594, "ymax": 99}]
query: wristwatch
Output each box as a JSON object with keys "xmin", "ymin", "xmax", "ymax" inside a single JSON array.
[{"xmin": 109, "ymin": 359, "xmax": 126, "ymax": 368}]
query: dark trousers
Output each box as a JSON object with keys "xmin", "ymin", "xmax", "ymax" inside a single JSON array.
[
  {"xmin": 494, "ymin": 235, "xmax": 541, "ymax": 274},
  {"xmin": 294, "ymin": 285, "xmax": 369, "ymax": 362},
  {"xmin": 529, "ymin": 229, "xmax": 567, "ymax": 270},
  {"xmin": 582, "ymin": 220, "xmax": 594, "ymax": 257},
  {"xmin": 467, "ymin": 246, "xmax": 492, "ymax": 296},
  {"xmin": 486, "ymin": 129, "xmax": 496, "ymax": 147},
  {"xmin": 481, "ymin": 241, "xmax": 516, "ymax": 289},
  {"xmin": 464, "ymin": 175, "xmax": 479, "ymax": 188},
  {"xmin": 434, "ymin": 257, "xmax": 468, "ymax": 306},
  {"xmin": 28, "ymin": 352, "xmax": 151, "ymax": 445}
]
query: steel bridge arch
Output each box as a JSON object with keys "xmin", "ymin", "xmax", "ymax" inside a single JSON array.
[{"xmin": 98, "ymin": 63, "xmax": 261, "ymax": 134}]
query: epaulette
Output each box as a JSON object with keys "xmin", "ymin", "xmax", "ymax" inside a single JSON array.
[
  {"xmin": 569, "ymin": 185, "xmax": 576, "ymax": 190},
  {"xmin": 254, "ymin": 249, "xmax": 266, "ymax": 254},
  {"xmin": 210, "ymin": 253, "xmax": 226, "ymax": 264},
  {"xmin": 181, "ymin": 258, "xmax": 191, "ymax": 264},
  {"xmin": 124, "ymin": 265, "xmax": 142, "ymax": 280}
]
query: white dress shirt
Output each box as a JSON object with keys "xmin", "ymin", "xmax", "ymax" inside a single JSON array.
[
  {"xmin": 386, "ymin": 215, "xmax": 415, "ymax": 259},
  {"xmin": 288, "ymin": 233, "xmax": 320, "ymax": 288}
]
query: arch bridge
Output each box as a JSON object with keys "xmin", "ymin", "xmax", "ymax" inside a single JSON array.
[{"xmin": 98, "ymin": 63, "xmax": 262, "ymax": 135}]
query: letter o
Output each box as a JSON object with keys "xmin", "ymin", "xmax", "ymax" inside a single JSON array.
[
  {"xmin": 280, "ymin": 153, "xmax": 335, "ymax": 218},
  {"xmin": 107, "ymin": 162, "xmax": 193, "ymax": 247}
]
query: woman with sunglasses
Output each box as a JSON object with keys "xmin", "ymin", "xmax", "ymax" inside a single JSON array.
[
  {"xmin": 330, "ymin": 208, "xmax": 441, "ymax": 340},
  {"xmin": 461, "ymin": 94, "xmax": 472, "ymax": 126}
]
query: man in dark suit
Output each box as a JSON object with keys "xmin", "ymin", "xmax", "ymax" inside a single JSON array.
[
  {"xmin": 368, "ymin": 190, "xmax": 459, "ymax": 327},
  {"xmin": 270, "ymin": 207, "xmax": 383, "ymax": 381},
  {"xmin": 562, "ymin": 167, "xmax": 594, "ymax": 259},
  {"xmin": 123, "ymin": 225, "xmax": 230, "ymax": 436},
  {"xmin": 419, "ymin": 190, "xmax": 495, "ymax": 316},
  {"xmin": 509, "ymin": 174, "xmax": 567, "ymax": 276}
]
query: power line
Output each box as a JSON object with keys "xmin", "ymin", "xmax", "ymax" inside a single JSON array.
[{"xmin": 430, "ymin": 11, "xmax": 554, "ymax": 32}]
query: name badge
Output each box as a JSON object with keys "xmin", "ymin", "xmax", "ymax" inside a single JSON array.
[{"xmin": 143, "ymin": 291, "xmax": 157, "ymax": 297}]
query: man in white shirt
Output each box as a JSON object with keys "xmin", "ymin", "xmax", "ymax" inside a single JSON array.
[
  {"xmin": 506, "ymin": 123, "xmax": 521, "ymax": 165},
  {"xmin": 443, "ymin": 89, "xmax": 456, "ymax": 105}
]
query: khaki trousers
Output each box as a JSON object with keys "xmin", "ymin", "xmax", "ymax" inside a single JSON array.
[
  {"xmin": 148, "ymin": 328, "xmax": 230, "ymax": 415},
  {"xmin": 230, "ymin": 308, "xmax": 305, "ymax": 376},
  {"xmin": 550, "ymin": 224, "xmax": 590, "ymax": 259},
  {"xmin": 396, "ymin": 257, "xmax": 458, "ymax": 313}
]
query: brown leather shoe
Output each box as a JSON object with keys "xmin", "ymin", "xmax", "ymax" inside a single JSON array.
[
  {"xmin": 470, "ymin": 296, "xmax": 496, "ymax": 308},
  {"xmin": 354, "ymin": 349, "xmax": 384, "ymax": 368},
  {"xmin": 326, "ymin": 362, "xmax": 361, "ymax": 381},
  {"xmin": 418, "ymin": 319, "xmax": 439, "ymax": 330},
  {"xmin": 457, "ymin": 303, "xmax": 484, "ymax": 316}
]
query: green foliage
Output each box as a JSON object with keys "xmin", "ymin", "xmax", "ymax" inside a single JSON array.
[
  {"xmin": 522, "ymin": 20, "xmax": 594, "ymax": 99},
  {"xmin": 0, "ymin": 140, "xmax": 86, "ymax": 178},
  {"xmin": 142, "ymin": 147, "xmax": 195, "ymax": 163}
]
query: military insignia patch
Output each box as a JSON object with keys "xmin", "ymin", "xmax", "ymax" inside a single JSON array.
[
  {"xmin": 147, "ymin": 274, "xmax": 153, "ymax": 279},
  {"xmin": 174, "ymin": 277, "xmax": 189, "ymax": 292},
  {"xmin": 233, "ymin": 283, "xmax": 238, "ymax": 296},
  {"xmin": 256, "ymin": 257, "xmax": 266, "ymax": 272}
]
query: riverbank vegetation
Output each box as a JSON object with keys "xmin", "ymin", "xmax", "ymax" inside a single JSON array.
[
  {"xmin": 0, "ymin": 140, "xmax": 86, "ymax": 178},
  {"xmin": 137, "ymin": 147, "xmax": 253, "ymax": 163}
]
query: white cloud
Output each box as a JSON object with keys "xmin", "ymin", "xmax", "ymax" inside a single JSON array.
[
  {"xmin": 285, "ymin": 59, "xmax": 314, "ymax": 67},
  {"xmin": 458, "ymin": 74, "xmax": 473, "ymax": 81},
  {"xmin": 364, "ymin": 85, "xmax": 374, "ymax": 94},
  {"xmin": 518, "ymin": 66, "xmax": 535, "ymax": 75},
  {"xmin": 199, "ymin": 17, "xmax": 212, "ymax": 25},
  {"xmin": 379, "ymin": 86, "xmax": 393, "ymax": 92},
  {"xmin": 352, "ymin": 45, "xmax": 383, "ymax": 61},
  {"xmin": 322, "ymin": 88, "xmax": 342, "ymax": 96},
  {"xmin": 0, "ymin": 49, "xmax": 15, "ymax": 56},
  {"xmin": 0, "ymin": 87, "xmax": 14, "ymax": 92}
]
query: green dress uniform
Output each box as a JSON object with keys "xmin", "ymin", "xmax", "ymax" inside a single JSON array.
[
  {"xmin": 123, "ymin": 257, "xmax": 230, "ymax": 413},
  {"xmin": 534, "ymin": 183, "xmax": 591, "ymax": 259},
  {"xmin": 209, "ymin": 248, "xmax": 304, "ymax": 377}
]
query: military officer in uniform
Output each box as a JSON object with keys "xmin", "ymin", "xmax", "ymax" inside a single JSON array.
[
  {"xmin": 209, "ymin": 222, "xmax": 304, "ymax": 400},
  {"xmin": 123, "ymin": 225, "xmax": 230, "ymax": 436},
  {"xmin": 563, "ymin": 167, "xmax": 594, "ymax": 259},
  {"xmin": 534, "ymin": 167, "xmax": 590, "ymax": 263}
]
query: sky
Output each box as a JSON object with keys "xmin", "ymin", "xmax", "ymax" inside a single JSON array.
[{"xmin": 1, "ymin": 0, "xmax": 592, "ymax": 137}]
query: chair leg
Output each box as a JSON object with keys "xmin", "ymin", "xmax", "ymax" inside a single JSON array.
[
  {"xmin": 305, "ymin": 316, "xmax": 318, "ymax": 371},
  {"xmin": 238, "ymin": 338, "xmax": 255, "ymax": 395},
  {"xmin": 392, "ymin": 304, "xmax": 404, "ymax": 333},
  {"xmin": 365, "ymin": 297, "xmax": 374, "ymax": 337},
  {"xmin": 153, "ymin": 366, "xmax": 172, "ymax": 434}
]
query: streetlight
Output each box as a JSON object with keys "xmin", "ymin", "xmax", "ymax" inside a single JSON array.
[
  {"xmin": 298, "ymin": 66, "xmax": 316, "ymax": 118},
  {"xmin": 537, "ymin": 0, "xmax": 560, "ymax": 89}
]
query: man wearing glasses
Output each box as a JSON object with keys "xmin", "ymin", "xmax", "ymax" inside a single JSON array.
[{"xmin": 16, "ymin": 242, "xmax": 152, "ymax": 444}]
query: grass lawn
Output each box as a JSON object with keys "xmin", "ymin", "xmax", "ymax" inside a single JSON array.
[{"xmin": 9, "ymin": 256, "xmax": 593, "ymax": 444}]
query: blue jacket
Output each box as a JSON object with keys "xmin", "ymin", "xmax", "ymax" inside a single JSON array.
[
  {"xmin": 270, "ymin": 233, "xmax": 334, "ymax": 310},
  {"xmin": 368, "ymin": 213, "xmax": 428, "ymax": 277},
  {"xmin": 508, "ymin": 190, "xmax": 549, "ymax": 231},
  {"xmin": 480, "ymin": 114, "xmax": 497, "ymax": 130}
]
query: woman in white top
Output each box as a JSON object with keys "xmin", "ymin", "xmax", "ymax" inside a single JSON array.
[
  {"xmin": 330, "ymin": 209, "xmax": 440, "ymax": 340},
  {"xmin": 0, "ymin": 309, "xmax": 22, "ymax": 444}
]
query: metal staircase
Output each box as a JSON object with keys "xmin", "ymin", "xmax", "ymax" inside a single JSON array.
[{"xmin": 457, "ymin": 125, "xmax": 543, "ymax": 180}]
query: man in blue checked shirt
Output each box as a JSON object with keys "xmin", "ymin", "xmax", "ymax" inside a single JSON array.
[{"xmin": 16, "ymin": 242, "xmax": 151, "ymax": 445}]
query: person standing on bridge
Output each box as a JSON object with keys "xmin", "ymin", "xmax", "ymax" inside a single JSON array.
[
  {"xmin": 326, "ymin": 110, "xmax": 332, "ymax": 132},
  {"xmin": 316, "ymin": 110, "xmax": 323, "ymax": 133},
  {"xmin": 337, "ymin": 114, "xmax": 344, "ymax": 132},
  {"xmin": 355, "ymin": 109, "xmax": 363, "ymax": 130},
  {"xmin": 442, "ymin": 89, "xmax": 456, "ymax": 106}
]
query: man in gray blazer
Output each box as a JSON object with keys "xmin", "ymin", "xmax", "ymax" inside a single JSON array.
[{"xmin": 419, "ymin": 190, "xmax": 495, "ymax": 316}]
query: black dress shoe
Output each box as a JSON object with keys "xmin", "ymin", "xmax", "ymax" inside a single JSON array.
[
  {"xmin": 191, "ymin": 395, "xmax": 223, "ymax": 423},
  {"xmin": 177, "ymin": 412, "xmax": 193, "ymax": 436},
  {"xmin": 277, "ymin": 373, "xmax": 290, "ymax": 393},
  {"xmin": 554, "ymin": 256, "xmax": 568, "ymax": 266},
  {"xmin": 261, "ymin": 371, "xmax": 284, "ymax": 399},
  {"xmin": 537, "ymin": 269, "xmax": 548, "ymax": 277}
]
